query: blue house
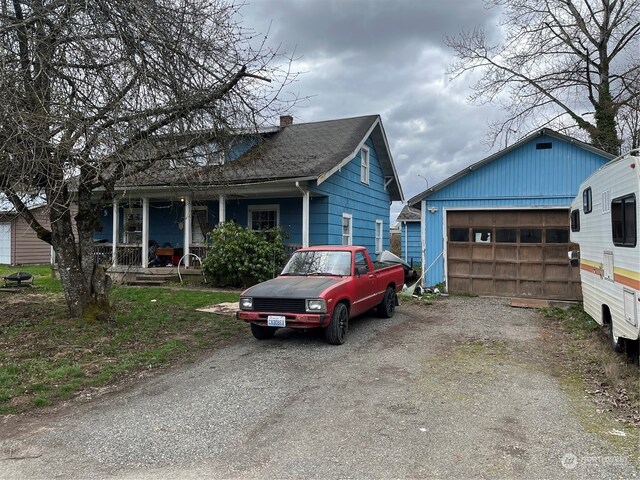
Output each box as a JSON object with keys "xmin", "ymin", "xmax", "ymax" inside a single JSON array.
[
  {"xmin": 94, "ymin": 115, "xmax": 404, "ymax": 273},
  {"xmin": 406, "ymin": 129, "xmax": 613, "ymax": 300}
]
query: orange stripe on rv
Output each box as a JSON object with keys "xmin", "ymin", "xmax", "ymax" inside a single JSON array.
[
  {"xmin": 614, "ymin": 273, "xmax": 640, "ymax": 290},
  {"xmin": 580, "ymin": 262, "xmax": 640, "ymax": 290}
]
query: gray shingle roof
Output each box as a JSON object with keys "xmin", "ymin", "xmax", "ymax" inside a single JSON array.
[
  {"xmin": 397, "ymin": 205, "xmax": 421, "ymax": 222},
  {"xmin": 119, "ymin": 115, "xmax": 403, "ymax": 201}
]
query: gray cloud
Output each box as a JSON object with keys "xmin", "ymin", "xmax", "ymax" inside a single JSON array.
[{"xmin": 240, "ymin": 0, "xmax": 505, "ymax": 221}]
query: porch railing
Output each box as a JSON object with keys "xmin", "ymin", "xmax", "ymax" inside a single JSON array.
[{"xmin": 90, "ymin": 242, "xmax": 303, "ymax": 268}]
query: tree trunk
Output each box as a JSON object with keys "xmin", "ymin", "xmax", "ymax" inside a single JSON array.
[{"xmin": 49, "ymin": 193, "xmax": 113, "ymax": 321}]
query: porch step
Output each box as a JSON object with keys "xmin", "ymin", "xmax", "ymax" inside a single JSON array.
[
  {"xmin": 135, "ymin": 274, "xmax": 177, "ymax": 281},
  {"xmin": 124, "ymin": 273, "xmax": 179, "ymax": 287},
  {"xmin": 125, "ymin": 279, "xmax": 171, "ymax": 287}
]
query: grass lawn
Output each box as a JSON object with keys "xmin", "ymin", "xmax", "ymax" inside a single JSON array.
[{"xmin": 0, "ymin": 265, "xmax": 244, "ymax": 414}]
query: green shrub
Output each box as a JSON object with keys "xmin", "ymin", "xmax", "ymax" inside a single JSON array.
[{"xmin": 202, "ymin": 222, "xmax": 287, "ymax": 287}]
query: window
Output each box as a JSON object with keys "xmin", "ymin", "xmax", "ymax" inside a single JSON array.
[
  {"xmin": 375, "ymin": 220, "xmax": 383, "ymax": 253},
  {"xmin": 536, "ymin": 142, "xmax": 552, "ymax": 150},
  {"xmin": 611, "ymin": 194, "xmax": 636, "ymax": 247},
  {"xmin": 545, "ymin": 228, "xmax": 569, "ymax": 243},
  {"xmin": 192, "ymin": 206, "xmax": 209, "ymax": 244},
  {"xmin": 520, "ymin": 228, "xmax": 542, "ymax": 243},
  {"xmin": 583, "ymin": 187, "xmax": 592, "ymax": 214},
  {"xmin": 123, "ymin": 208, "xmax": 142, "ymax": 244},
  {"xmin": 570, "ymin": 209, "xmax": 580, "ymax": 232},
  {"xmin": 473, "ymin": 228, "xmax": 492, "ymax": 243},
  {"xmin": 248, "ymin": 205, "xmax": 279, "ymax": 231},
  {"xmin": 360, "ymin": 147, "xmax": 370, "ymax": 184},
  {"xmin": 342, "ymin": 213, "xmax": 352, "ymax": 245},
  {"xmin": 355, "ymin": 251, "xmax": 369, "ymax": 273},
  {"xmin": 496, "ymin": 228, "xmax": 517, "ymax": 243},
  {"xmin": 449, "ymin": 228, "xmax": 469, "ymax": 242}
]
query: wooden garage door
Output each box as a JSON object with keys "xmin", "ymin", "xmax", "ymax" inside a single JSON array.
[{"xmin": 447, "ymin": 210, "xmax": 581, "ymax": 300}]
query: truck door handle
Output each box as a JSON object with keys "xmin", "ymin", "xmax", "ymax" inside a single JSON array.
[{"xmin": 368, "ymin": 274, "xmax": 374, "ymax": 278}]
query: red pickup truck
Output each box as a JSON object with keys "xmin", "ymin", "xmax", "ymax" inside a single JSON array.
[{"xmin": 236, "ymin": 246, "xmax": 405, "ymax": 344}]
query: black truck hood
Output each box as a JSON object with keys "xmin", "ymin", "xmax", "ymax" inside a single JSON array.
[{"xmin": 242, "ymin": 276, "xmax": 345, "ymax": 298}]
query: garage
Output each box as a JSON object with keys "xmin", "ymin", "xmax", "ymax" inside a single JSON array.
[
  {"xmin": 446, "ymin": 209, "xmax": 582, "ymax": 300},
  {"xmin": 0, "ymin": 222, "xmax": 11, "ymax": 264}
]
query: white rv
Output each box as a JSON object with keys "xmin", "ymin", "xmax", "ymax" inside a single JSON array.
[{"xmin": 569, "ymin": 150, "xmax": 639, "ymax": 360}]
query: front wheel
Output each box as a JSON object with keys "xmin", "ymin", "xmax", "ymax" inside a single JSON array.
[
  {"xmin": 324, "ymin": 303, "xmax": 349, "ymax": 345},
  {"xmin": 607, "ymin": 323, "xmax": 624, "ymax": 353},
  {"xmin": 251, "ymin": 323, "xmax": 276, "ymax": 340},
  {"xmin": 377, "ymin": 287, "xmax": 396, "ymax": 318}
]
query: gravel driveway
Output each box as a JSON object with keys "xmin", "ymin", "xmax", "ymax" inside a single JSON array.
[{"xmin": 1, "ymin": 296, "xmax": 638, "ymax": 479}]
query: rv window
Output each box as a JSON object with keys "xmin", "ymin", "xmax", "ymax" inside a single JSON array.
[
  {"xmin": 611, "ymin": 194, "xmax": 636, "ymax": 247},
  {"xmin": 583, "ymin": 188, "xmax": 592, "ymax": 214},
  {"xmin": 449, "ymin": 228, "xmax": 469, "ymax": 242},
  {"xmin": 570, "ymin": 209, "xmax": 580, "ymax": 232}
]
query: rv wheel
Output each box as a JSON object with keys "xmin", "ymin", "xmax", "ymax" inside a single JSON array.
[{"xmin": 607, "ymin": 323, "xmax": 625, "ymax": 353}]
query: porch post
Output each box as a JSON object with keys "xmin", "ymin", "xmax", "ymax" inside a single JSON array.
[
  {"xmin": 142, "ymin": 197, "xmax": 149, "ymax": 268},
  {"xmin": 301, "ymin": 190, "xmax": 310, "ymax": 248},
  {"xmin": 218, "ymin": 194, "xmax": 226, "ymax": 224},
  {"xmin": 112, "ymin": 200, "xmax": 119, "ymax": 267},
  {"xmin": 183, "ymin": 196, "xmax": 191, "ymax": 267},
  {"xmin": 420, "ymin": 200, "xmax": 426, "ymax": 288}
]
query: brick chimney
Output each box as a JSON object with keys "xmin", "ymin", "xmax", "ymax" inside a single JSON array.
[{"xmin": 279, "ymin": 115, "xmax": 293, "ymax": 128}]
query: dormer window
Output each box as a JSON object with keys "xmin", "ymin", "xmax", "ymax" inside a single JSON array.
[{"xmin": 360, "ymin": 146, "xmax": 370, "ymax": 184}]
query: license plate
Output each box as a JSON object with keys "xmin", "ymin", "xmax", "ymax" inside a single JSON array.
[{"xmin": 267, "ymin": 315, "xmax": 286, "ymax": 327}]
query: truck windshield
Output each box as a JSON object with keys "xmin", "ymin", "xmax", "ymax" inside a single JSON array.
[{"xmin": 281, "ymin": 251, "xmax": 352, "ymax": 276}]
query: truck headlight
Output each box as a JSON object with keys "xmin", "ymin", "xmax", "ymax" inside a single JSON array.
[
  {"xmin": 306, "ymin": 299, "xmax": 327, "ymax": 313},
  {"xmin": 239, "ymin": 297, "xmax": 253, "ymax": 310}
]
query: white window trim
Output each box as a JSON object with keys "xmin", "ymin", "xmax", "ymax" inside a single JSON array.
[
  {"xmin": 342, "ymin": 213, "xmax": 353, "ymax": 246},
  {"xmin": 248, "ymin": 204, "xmax": 280, "ymax": 231},
  {"xmin": 360, "ymin": 146, "xmax": 370, "ymax": 185},
  {"xmin": 375, "ymin": 219, "xmax": 383, "ymax": 253}
]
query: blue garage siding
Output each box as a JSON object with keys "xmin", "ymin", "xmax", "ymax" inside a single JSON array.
[
  {"xmin": 416, "ymin": 134, "xmax": 610, "ymax": 287},
  {"xmin": 312, "ymin": 138, "xmax": 391, "ymax": 256}
]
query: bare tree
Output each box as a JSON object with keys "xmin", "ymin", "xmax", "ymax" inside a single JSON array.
[
  {"xmin": 0, "ymin": 0, "xmax": 298, "ymax": 319},
  {"xmin": 446, "ymin": 0, "xmax": 640, "ymax": 154}
]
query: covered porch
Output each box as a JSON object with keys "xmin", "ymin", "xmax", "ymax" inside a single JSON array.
[{"xmin": 90, "ymin": 181, "xmax": 319, "ymax": 273}]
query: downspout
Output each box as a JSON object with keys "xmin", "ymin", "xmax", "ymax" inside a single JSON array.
[{"xmin": 295, "ymin": 181, "xmax": 310, "ymax": 248}]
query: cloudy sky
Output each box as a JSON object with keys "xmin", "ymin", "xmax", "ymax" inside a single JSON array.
[{"xmin": 239, "ymin": 0, "xmax": 506, "ymax": 221}]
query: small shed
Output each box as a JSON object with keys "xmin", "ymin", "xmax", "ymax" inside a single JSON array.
[
  {"xmin": 407, "ymin": 128, "xmax": 613, "ymax": 300},
  {"xmin": 397, "ymin": 205, "xmax": 422, "ymax": 268},
  {"xmin": 0, "ymin": 203, "xmax": 52, "ymax": 266}
]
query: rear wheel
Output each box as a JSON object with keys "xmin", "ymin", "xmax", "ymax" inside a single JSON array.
[
  {"xmin": 324, "ymin": 303, "xmax": 348, "ymax": 345},
  {"xmin": 377, "ymin": 287, "xmax": 396, "ymax": 318},
  {"xmin": 607, "ymin": 322, "xmax": 625, "ymax": 353},
  {"xmin": 250, "ymin": 323, "xmax": 276, "ymax": 340}
]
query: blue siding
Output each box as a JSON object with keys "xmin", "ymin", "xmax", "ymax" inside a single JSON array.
[
  {"xmin": 400, "ymin": 221, "xmax": 421, "ymax": 266},
  {"xmin": 415, "ymin": 135, "xmax": 610, "ymax": 287},
  {"xmin": 226, "ymin": 197, "xmax": 303, "ymax": 245},
  {"xmin": 312, "ymin": 138, "xmax": 391, "ymax": 257}
]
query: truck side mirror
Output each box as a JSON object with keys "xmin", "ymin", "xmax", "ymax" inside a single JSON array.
[
  {"xmin": 568, "ymin": 250, "xmax": 580, "ymax": 268},
  {"xmin": 356, "ymin": 265, "xmax": 368, "ymax": 276}
]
